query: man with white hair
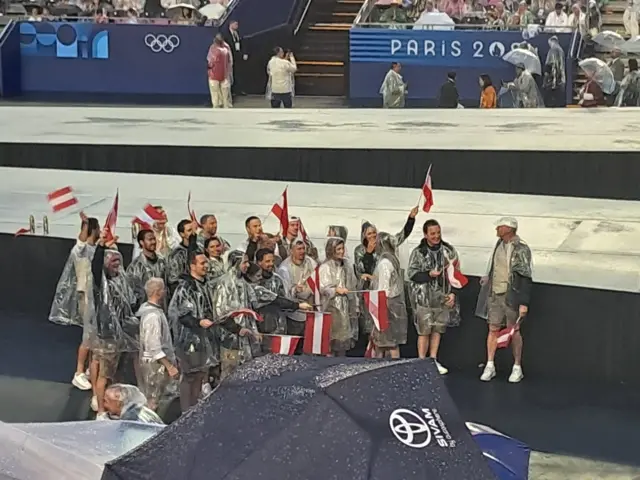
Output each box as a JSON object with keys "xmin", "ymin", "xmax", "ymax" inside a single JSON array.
[
  {"xmin": 137, "ymin": 277, "xmax": 179, "ymax": 411},
  {"xmin": 103, "ymin": 384, "xmax": 164, "ymax": 424},
  {"xmin": 477, "ymin": 217, "xmax": 533, "ymax": 384}
]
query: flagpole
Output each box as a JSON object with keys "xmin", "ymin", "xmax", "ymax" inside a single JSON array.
[{"xmin": 57, "ymin": 196, "xmax": 109, "ymax": 221}]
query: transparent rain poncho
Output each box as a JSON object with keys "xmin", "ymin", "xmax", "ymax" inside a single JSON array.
[
  {"xmin": 379, "ymin": 68, "xmax": 407, "ymax": 108},
  {"xmin": 407, "ymin": 239, "xmax": 462, "ymax": 333},
  {"xmin": 277, "ymin": 251, "xmax": 318, "ymax": 323},
  {"xmin": 212, "ymin": 252, "xmax": 276, "ymax": 364},
  {"xmin": 126, "ymin": 253, "xmax": 167, "ymax": 310},
  {"xmin": 544, "ymin": 36, "xmax": 566, "ymax": 88},
  {"xmin": 370, "ymin": 233, "xmax": 408, "ymax": 348},
  {"xmin": 49, "ymin": 240, "xmax": 97, "ymax": 336},
  {"xmin": 319, "ymin": 238, "xmax": 358, "ymax": 352},
  {"xmin": 88, "ymin": 248, "xmax": 139, "ymax": 354}
]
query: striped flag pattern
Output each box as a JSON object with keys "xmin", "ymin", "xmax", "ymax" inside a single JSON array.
[
  {"xmin": 47, "ymin": 186, "xmax": 78, "ymax": 213},
  {"xmin": 271, "ymin": 187, "xmax": 289, "ymax": 234},
  {"xmin": 305, "ymin": 266, "xmax": 321, "ymax": 307},
  {"xmin": 363, "ymin": 290, "xmax": 389, "ymax": 332},
  {"xmin": 104, "ymin": 191, "xmax": 119, "ymax": 243},
  {"xmin": 133, "ymin": 204, "xmax": 165, "ymax": 230},
  {"xmin": 269, "ymin": 335, "xmax": 302, "ymax": 355},
  {"xmin": 497, "ymin": 318, "xmax": 522, "ymax": 349},
  {"xmin": 303, "ymin": 311, "xmax": 331, "ymax": 355},
  {"xmin": 228, "ymin": 308, "xmax": 264, "ymax": 322}
]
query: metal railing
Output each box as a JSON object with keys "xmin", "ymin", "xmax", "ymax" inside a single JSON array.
[
  {"xmin": 353, "ymin": 21, "xmax": 578, "ymax": 32},
  {"xmin": 294, "ymin": 0, "xmax": 313, "ymax": 35}
]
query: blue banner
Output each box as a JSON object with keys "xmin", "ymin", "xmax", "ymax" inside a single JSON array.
[{"xmin": 349, "ymin": 28, "xmax": 573, "ymax": 105}]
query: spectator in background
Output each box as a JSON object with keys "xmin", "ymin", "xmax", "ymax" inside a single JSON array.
[
  {"xmin": 380, "ymin": 0, "xmax": 409, "ymax": 27},
  {"xmin": 126, "ymin": 8, "xmax": 139, "ymax": 22},
  {"xmin": 608, "ymin": 48, "xmax": 625, "ymax": 85},
  {"xmin": 615, "ymin": 58, "xmax": 640, "ymax": 107},
  {"xmin": 479, "ymin": 74, "xmax": 497, "ymax": 108},
  {"xmin": 508, "ymin": 1, "xmax": 535, "ymax": 26},
  {"xmin": 542, "ymin": 35, "xmax": 566, "ymax": 107},
  {"xmin": 544, "ymin": 2, "xmax": 568, "ymax": 31},
  {"xmin": 380, "ymin": 62, "xmax": 408, "ymax": 108},
  {"xmin": 95, "ymin": 7, "xmax": 109, "ymax": 23},
  {"xmin": 207, "ymin": 33, "xmax": 233, "ymax": 109},
  {"xmin": 623, "ymin": 0, "xmax": 639, "ymax": 37},
  {"xmin": 439, "ymin": 0, "xmax": 467, "ymax": 21},
  {"xmin": 266, "ymin": 47, "xmax": 297, "ymax": 109},
  {"xmin": 578, "ymin": 71, "xmax": 605, "ymax": 107},
  {"xmin": 223, "ymin": 20, "xmax": 249, "ymax": 96},
  {"xmin": 438, "ymin": 72, "xmax": 459, "ymax": 108},
  {"xmin": 568, "ymin": 3, "xmax": 587, "ymax": 35}
]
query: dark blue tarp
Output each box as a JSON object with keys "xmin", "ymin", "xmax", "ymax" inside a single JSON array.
[{"xmin": 103, "ymin": 355, "xmax": 496, "ymax": 480}]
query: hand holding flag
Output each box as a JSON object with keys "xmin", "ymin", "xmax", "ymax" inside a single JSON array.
[{"xmin": 496, "ymin": 317, "xmax": 522, "ymax": 349}]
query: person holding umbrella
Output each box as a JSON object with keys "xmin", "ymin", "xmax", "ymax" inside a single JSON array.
[
  {"xmin": 505, "ymin": 63, "xmax": 544, "ymax": 108},
  {"xmin": 578, "ymin": 57, "xmax": 613, "ymax": 107}
]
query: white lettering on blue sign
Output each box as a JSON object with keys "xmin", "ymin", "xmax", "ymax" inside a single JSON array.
[{"xmin": 390, "ymin": 39, "xmax": 522, "ymax": 59}]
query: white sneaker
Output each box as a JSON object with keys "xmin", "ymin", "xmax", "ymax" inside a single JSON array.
[
  {"xmin": 508, "ymin": 365, "xmax": 524, "ymax": 383},
  {"xmin": 95, "ymin": 412, "xmax": 109, "ymax": 421},
  {"xmin": 91, "ymin": 396, "xmax": 98, "ymax": 412},
  {"xmin": 480, "ymin": 362, "xmax": 496, "ymax": 382},
  {"xmin": 72, "ymin": 372, "xmax": 92, "ymax": 391},
  {"xmin": 434, "ymin": 360, "xmax": 448, "ymax": 375}
]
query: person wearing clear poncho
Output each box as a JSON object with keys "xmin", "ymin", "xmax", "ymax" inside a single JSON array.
[
  {"xmin": 369, "ymin": 232, "xmax": 408, "ymax": 359},
  {"xmin": 168, "ymin": 249, "xmax": 220, "ymax": 413},
  {"xmin": 166, "ymin": 219, "xmax": 198, "ymax": 297},
  {"xmin": 49, "ymin": 215, "xmax": 100, "ymax": 392},
  {"xmin": 127, "ymin": 229, "xmax": 168, "ymax": 310},
  {"xmin": 319, "ymin": 237, "xmax": 358, "ymax": 356},
  {"xmin": 380, "ymin": 62, "xmax": 408, "ymax": 109},
  {"xmin": 89, "ymin": 232, "xmax": 140, "ymax": 419},
  {"xmin": 103, "ymin": 384, "xmax": 164, "ymax": 424},
  {"xmin": 354, "ymin": 207, "xmax": 417, "ymax": 336},
  {"xmin": 407, "ymin": 219, "xmax": 462, "ymax": 375},
  {"xmin": 138, "ymin": 277, "xmax": 179, "ymax": 412},
  {"xmin": 542, "ymin": 36, "xmax": 566, "ymax": 108},
  {"xmin": 506, "ymin": 63, "xmax": 544, "ymax": 108},
  {"xmin": 204, "ymin": 236, "xmax": 226, "ymax": 288},
  {"xmin": 615, "ymin": 58, "xmax": 640, "ymax": 107},
  {"xmin": 277, "ymin": 239, "xmax": 318, "ymax": 337},
  {"xmin": 212, "ymin": 251, "xmax": 272, "ymax": 380}
]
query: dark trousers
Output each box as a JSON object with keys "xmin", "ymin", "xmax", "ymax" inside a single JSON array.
[
  {"xmin": 270, "ymin": 92, "xmax": 292, "ymax": 108},
  {"xmin": 544, "ymin": 87, "xmax": 566, "ymax": 108},
  {"xmin": 231, "ymin": 56, "xmax": 245, "ymax": 95}
]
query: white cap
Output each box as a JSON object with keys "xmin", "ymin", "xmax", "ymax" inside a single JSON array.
[{"xmin": 496, "ymin": 216, "xmax": 518, "ymax": 229}]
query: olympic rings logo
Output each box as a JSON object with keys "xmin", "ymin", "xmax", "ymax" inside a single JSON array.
[{"xmin": 144, "ymin": 34, "xmax": 181, "ymax": 53}]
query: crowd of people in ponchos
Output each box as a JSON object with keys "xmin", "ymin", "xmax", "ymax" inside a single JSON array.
[{"xmin": 49, "ymin": 202, "xmax": 535, "ymax": 423}]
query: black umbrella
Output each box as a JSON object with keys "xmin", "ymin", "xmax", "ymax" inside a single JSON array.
[{"xmin": 103, "ymin": 356, "xmax": 496, "ymax": 480}]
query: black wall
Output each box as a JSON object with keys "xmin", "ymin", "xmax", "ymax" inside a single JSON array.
[
  {"xmin": 4, "ymin": 233, "xmax": 639, "ymax": 387},
  {"xmin": 1, "ymin": 143, "xmax": 639, "ymax": 200}
]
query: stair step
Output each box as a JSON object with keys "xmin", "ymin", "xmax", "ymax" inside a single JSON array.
[
  {"xmin": 333, "ymin": 12, "xmax": 357, "ymax": 17},
  {"xmin": 297, "ymin": 60, "xmax": 344, "ymax": 66},
  {"xmin": 296, "ymin": 50, "xmax": 347, "ymax": 62},
  {"xmin": 311, "ymin": 11, "xmax": 358, "ymax": 23},
  {"xmin": 296, "ymin": 72, "xmax": 344, "ymax": 77},
  {"xmin": 333, "ymin": 1, "xmax": 364, "ymax": 12},
  {"xmin": 310, "ymin": 23, "xmax": 353, "ymax": 31},
  {"xmin": 295, "ymin": 74, "xmax": 346, "ymax": 96},
  {"xmin": 297, "ymin": 63, "xmax": 345, "ymax": 75}
]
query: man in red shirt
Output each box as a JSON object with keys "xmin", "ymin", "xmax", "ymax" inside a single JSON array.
[{"xmin": 207, "ymin": 34, "xmax": 233, "ymax": 108}]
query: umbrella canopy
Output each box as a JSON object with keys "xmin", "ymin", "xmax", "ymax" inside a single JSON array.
[
  {"xmin": 593, "ymin": 30, "xmax": 625, "ymax": 50},
  {"xmin": 166, "ymin": 3, "xmax": 201, "ymax": 18},
  {"xmin": 467, "ymin": 423, "xmax": 530, "ymax": 480},
  {"xmin": 579, "ymin": 57, "xmax": 616, "ymax": 94},
  {"xmin": 502, "ymin": 49, "xmax": 541, "ymax": 76},
  {"xmin": 622, "ymin": 35, "xmax": 640, "ymax": 54},
  {"xmin": 0, "ymin": 420, "xmax": 163, "ymax": 480},
  {"xmin": 413, "ymin": 12, "xmax": 455, "ymax": 31},
  {"xmin": 103, "ymin": 355, "xmax": 497, "ymax": 480},
  {"xmin": 199, "ymin": 3, "xmax": 226, "ymax": 19}
]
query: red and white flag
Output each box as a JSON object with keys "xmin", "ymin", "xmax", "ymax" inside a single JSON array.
[
  {"xmin": 271, "ymin": 187, "xmax": 289, "ymax": 234},
  {"xmin": 421, "ymin": 165, "xmax": 434, "ymax": 213},
  {"xmin": 187, "ymin": 191, "xmax": 201, "ymax": 227},
  {"xmin": 303, "ymin": 311, "xmax": 331, "ymax": 355},
  {"xmin": 446, "ymin": 259, "xmax": 468, "ymax": 289},
  {"xmin": 364, "ymin": 339, "xmax": 377, "ymax": 358},
  {"xmin": 305, "ymin": 265, "xmax": 321, "ymax": 306},
  {"xmin": 363, "ymin": 290, "xmax": 389, "ymax": 332},
  {"xmin": 14, "ymin": 227, "xmax": 31, "ymax": 237},
  {"xmin": 269, "ymin": 335, "xmax": 301, "ymax": 355},
  {"xmin": 47, "ymin": 186, "xmax": 78, "ymax": 213},
  {"xmin": 104, "ymin": 191, "xmax": 119, "ymax": 242},
  {"xmin": 228, "ymin": 308, "xmax": 264, "ymax": 322},
  {"xmin": 294, "ymin": 217, "xmax": 310, "ymax": 244},
  {"xmin": 496, "ymin": 319, "xmax": 522, "ymax": 349},
  {"xmin": 132, "ymin": 204, "xmax": 165, "ymax": 230}
]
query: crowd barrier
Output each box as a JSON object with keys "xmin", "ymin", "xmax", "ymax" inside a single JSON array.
[{"xmin": 348, "ymin": 28, "xmax": 574, "ymax": 107}]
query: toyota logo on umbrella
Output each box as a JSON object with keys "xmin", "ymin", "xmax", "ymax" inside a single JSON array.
[
  {"xmin": 144, "ymin": 34, "xmax": 181, "ymax": 53},
  {"xmin": 389, "ymin": 408, "xmax": 432, "ymax": 448}
]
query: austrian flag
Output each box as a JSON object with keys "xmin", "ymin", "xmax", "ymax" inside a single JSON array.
[
  {"xmin": 496, "ymin": 318, "xmax": 522, "ymax": 349},
  {"xmin": 422, "ymin": 165, "xmax": 434, "ymax": 213},
  {"xmin": 132, "ymin": 204, "xmax": 165, "ymax": 230},
  {"xmin": 305, "ymin": 266, "xmax": 321, "ymax": 306},
  {"xmin": 229, "ymin": 308, "xmax": 264, "ymax": 322},
  {"xmin": 446, "ymin": 259, "xmax": 468, "ymax": 289},
  {"xmin": 271, "ymin": 187, "xmax": 289, "ymax": 234},
  {"xmin": 47, "ymin": 186, "xmax": 78, "ymax": 213},
  {"xmin": 363, "ymin": 290, "xmax": 389, "ymax": 332},
  {"xmin": 303, "ymin": 311, "xmax": 331, "ymax": 355},
  {"xmin": 270, "ymin": 335, "xmax": 301, "ymax": 355}
]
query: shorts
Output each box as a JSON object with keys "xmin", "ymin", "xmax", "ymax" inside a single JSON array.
[
  {"xmin": 414, "ymin": 306, "xmax": 448, "ymax": 336},
  {"xmin": 95, "ymin": 344, "xmax": 121, "ymax": 380},
  {"xmin": 220, "ymin": 347, "xmax": 241, "ymax": 381},
  {"xmin": 487, "ymin": 293, "xmax": 519, "ymax": 330}
]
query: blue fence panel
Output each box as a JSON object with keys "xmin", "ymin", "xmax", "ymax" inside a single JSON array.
[
  {"xmin": 349, "ymin": 28, "xmax": 573, "ymax": 105},
  {"xmin": 19, "ymin": 22, "xmax": 216, "ymax": 95}
]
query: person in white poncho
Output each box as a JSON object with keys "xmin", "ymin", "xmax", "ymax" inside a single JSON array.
[{"xmin": 379, "ymin": 62, "xmax": 407, "ymax": 108}]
